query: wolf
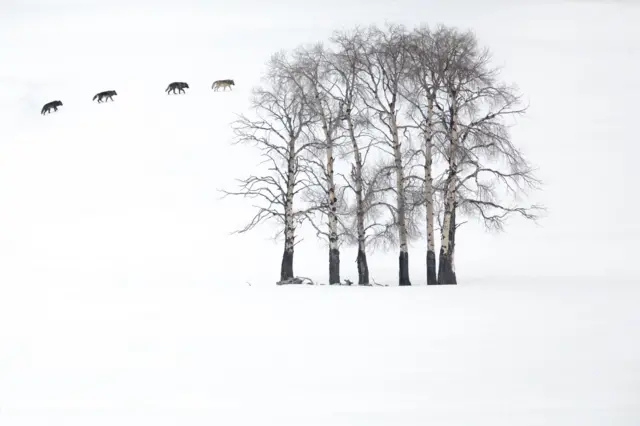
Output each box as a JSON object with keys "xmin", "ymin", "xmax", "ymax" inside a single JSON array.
[
  {"xmin": 93, "ymin": 90, "xmax": 117, "ymax": 103},
  {"xmin": 41, "ymin": 100, "xmax": 63, "ymax": 115},
  {"xmin": 166, "ymin": 82, "xmax": 189, "ymax": 94},
  {"xmin": 212, "ymin": 79, "xmax": 235, "ymax": 91}
]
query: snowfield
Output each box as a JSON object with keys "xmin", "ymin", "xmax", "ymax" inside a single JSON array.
[
  {"xmin": 1, "ymin": 3, "xmax": 640, "ymax": 424},
  {"xmin": 0, "ymin": 279, "xmax": 638, "ymax": 425}
]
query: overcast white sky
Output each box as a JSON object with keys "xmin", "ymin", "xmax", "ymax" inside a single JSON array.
[{"xmin": 0, "ymin": 0, "xmax": 638, "ymax": 288}]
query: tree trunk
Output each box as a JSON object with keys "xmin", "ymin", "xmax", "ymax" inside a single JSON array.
[
  {"xmin": 437, "ymin": 198, "xmax": 457, "ymax": 285},
  {"xmin": 437, "ymin": 246, "xmax": 455, "ymax": 285},
  {"xmin": 280, "ymin": 245, "xmax": 294, "ymax": 281},
  {"xmin": 438, "ymin": 101, "xmax": 458, "ymax": 285},
  {"xmin": 424, "ymin": 97, "xmax": 437, "ymax": 285},
  {"xmin": 448, "ymin": 200, "xmax": 458, "ymax": 284},
  {"xmin": 437, "ymin": 182, "xmax": 457, "ymax": 285},
  {"xmin": 390, "ymin": 108, "xmax": 411, "ymax": 286},
  {"xmin": 399, "ymin": 251, "xmax": 410, "ymax": 286},
  {"xmin": 356, "ymin": 140, "xmax": 370, "ymax": 285},
  {"xmin": 326, "ymin": 144, "xmax": 340, "ymax": 285},
  {"xmin": 329, "ymin": 248, "xmax": 340, "ymax": 284},
  {"xmin": 437, "ymin": 181, "xmax": 456, "ymax": 285},
  {"xmin": 427, "ymin": 250, "xmax": 437, "ymax": 285},
  {"xmin": 281, "ymin": 206, "xmax": 295, "ymax": 281},
  {"xmin": 347, "ymin": 114, "xmax": 370, "ymax": 285},
  {"xmin": 356, "ymin": 243, "xmax": 369, "ymax": 285},
  {"xmin": 280, "ymin": 137, "xmax": 297, "ymax": 282}
]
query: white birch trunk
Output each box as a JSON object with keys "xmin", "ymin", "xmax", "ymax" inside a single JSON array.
[
  {"xmin": 437, "ymin": 96, "xmax": 458, "ymax": 284},
  {"xmin": 391, "ymin": 111, "xmax": 411, "ymax": 286},
  {"xmin": 347, "ymin": 115, "xmax": 369, "ymax": 285},
  {"xmin": 424, "ymin": 97, "xmax": 437, "ymax": 285},
  {"xmin": 280, "ymin": 136, "xmax": 297, "ymax": 282},
  {"xmin": 325, "ymin": 129, "xmax": 340, "ymax": 284},
  {"xmin": 314, "ymin": 93, "xmax": 341, "ymax": 285},
  {"xmin": 440, "ymin": 126, "xmax": 457, "ymax": 257}
]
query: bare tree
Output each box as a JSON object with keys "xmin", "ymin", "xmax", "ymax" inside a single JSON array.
[
  {"xmin": 402, "ymin": 25, "xmax": 445, "ymax": 285},
  {"xmin": 221, "ymin": 52, "xmax": 316, "ymax": 283},
  {"xmin": 355, "ymin": 24, "xmax": 420, "ymax": 286},
  {"xmin": 223, "ymin": 22, "xmax": 542, "ymax": 286},
  {"xmin": 278, "ymin": 43, "xmax": 349, "ymax": 285},
  {"xmin": 325, "ymin": 29, "xmax": 378, "ymax": 285},
  {"xmin": 431, "ymin": 26, "xmax": 543, "ymax": 284}
]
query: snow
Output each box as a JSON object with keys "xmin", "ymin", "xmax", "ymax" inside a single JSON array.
[
  {"xmin": 1, "ymin": 279, "xmax": 638, "ymax": 425},
  {"xmin": 1, "ymin": 1, "xmax": 640, "ymax": 424}
]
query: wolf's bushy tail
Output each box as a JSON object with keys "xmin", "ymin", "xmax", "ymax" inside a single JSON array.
[{"xmin": 93, "ymin": 94, "xmax": 98, "ymax": 101}]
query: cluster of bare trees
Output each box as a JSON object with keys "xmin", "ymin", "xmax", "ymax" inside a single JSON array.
[{"xmin": 222, "ymin": 23, "xmax": 542, "ymax": 286}]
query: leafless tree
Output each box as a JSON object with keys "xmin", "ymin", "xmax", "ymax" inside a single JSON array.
[
  {"xmin": 430, "ymin": 26, "xmax": 543, "ymax": 284},
  {"xmin": 224, "ymin": 22, "xmax": 542, "ymax": 286},
  {"xmin": 221, "ymin": 52, "xmax": 316, "ymax": 282},
  {"xmin": 354, "ymin": 23, "xmax": 422, "ymax": 286},
  {"xmin": 277, "ymin": 43, "xmax": 349, "ymax": 285},
  {"xmin": 402, "ymin": 24, "xmax": 446, "ymax": 285},
  {"xmin": 323, "ymin": 29, "xmax": 380, "ymax": 285}
]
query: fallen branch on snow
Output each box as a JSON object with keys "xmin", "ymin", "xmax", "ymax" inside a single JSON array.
[{"xmin": 371, "ymin": 278, "xmax": 389, "ymax": 287}]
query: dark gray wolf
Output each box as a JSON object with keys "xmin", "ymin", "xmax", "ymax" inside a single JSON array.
[
  {"xmin": 93, "ymin": 90, "xmax": 117, "ymax": 102},
  {"xmin": 41, "ymin": 100, "xmax": 63, "ymax": 115},
  {"xmin": 166, "ymin": 82, "xmax": 189, "ymax": 94}
]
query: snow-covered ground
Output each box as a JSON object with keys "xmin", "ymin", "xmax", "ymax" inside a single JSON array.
[
  {"xmin": 1, "ymin": 1, "xmax": 639, "ymax": 424},
  {"xmin": 1, "ymin": 279, "xmax": 638, "ymax": 425}
]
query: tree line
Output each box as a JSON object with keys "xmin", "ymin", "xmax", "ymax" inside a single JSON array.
[{"xmin": 222, "ymin": 22, "xmax": 543, "ymax": 286}]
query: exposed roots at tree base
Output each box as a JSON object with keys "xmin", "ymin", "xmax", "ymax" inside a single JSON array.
[
  {"xmin": 276, "ymin": 276, "xmax": 315, "ymax": 285},
  {"xmin": 276, "ymin": 277, "xmax": 375, "ymax": 286}
]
